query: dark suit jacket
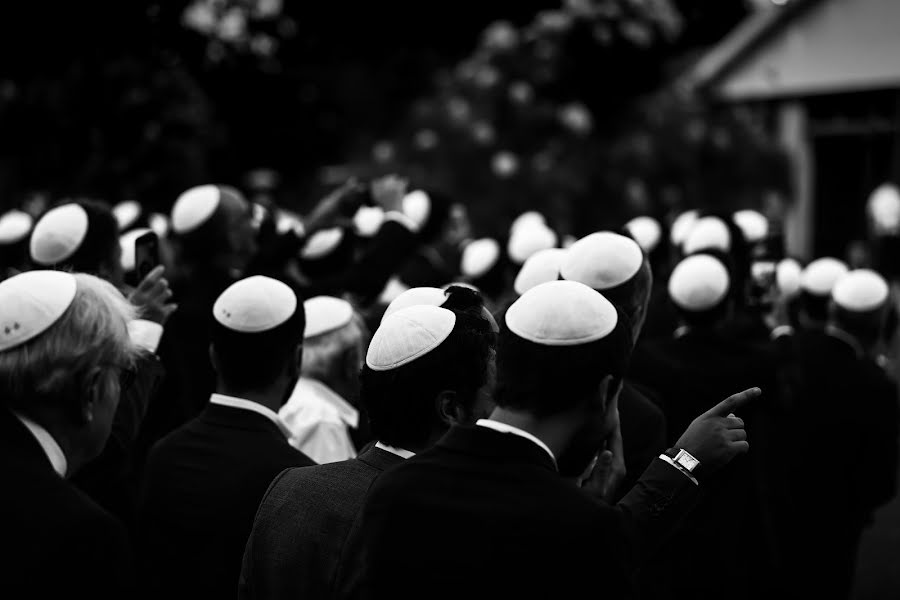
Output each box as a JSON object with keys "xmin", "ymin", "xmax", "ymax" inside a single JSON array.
[
  {"xmin": 239, "ymin": 445, "xmax": 405, "ymax": 599},
  {"xmin": 618, "ymin": 381, "xmax": 668, "ymax": 499},
  {"xmin": 358, "ymin": 425, "xmax": 699, "ymax": 600},
  {"xmin": 137, "ymin": 401, "xmax": 314, "ymax": 599},
  {"xmin": 0, "ymin": 408, "xmax": 134, "ymax": 598}
]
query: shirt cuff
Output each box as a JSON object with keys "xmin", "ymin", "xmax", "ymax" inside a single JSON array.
[
  {"xmin": 384, "ymin": 211, "xmax": 420, "ymax": 233},
  {"xmin": 129, "ymin": 319, "xmax": 164, "ymax": 354},
  {"xmin": 658, "ymin": 454, "xmax": 699, "ymax": 486}
]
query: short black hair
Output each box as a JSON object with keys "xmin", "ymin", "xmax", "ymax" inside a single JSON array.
[
  {"xmin": 360, "ymin": 306, "xmax": 494, "ymax": 449},
  {"xmin": 495, "ymin": 306, "xmax": 632, "ymax": 417},
  {"xmin": 594, "ymin": 259, "xmax": 652, "ymax": 326},
  {"xmin": 40, "ymin": 200, "xmax": 119, "ymax": 275}
]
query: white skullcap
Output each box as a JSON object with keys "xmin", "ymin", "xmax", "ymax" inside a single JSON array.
[
  {"xmin": 507, "ymin": 222, "xmax": 558, "ymax": 264},
  {"xmin": 683, "ymin": 216, "xmax": 731, "ymax": 255},
  {"xmin": 868, "ymin": 183, "xmax": 900, "ymax": 234},
  {"xmin": 30, "ymin": 204, "xmax": 89, "ymax": 265},
  {"xmin": 301, "ymin": 227, "xmax": 344, "ymax": 260},
  {"xmin": 670, "ymin": 210, "xmax": 698, "ymax": 246},
  {"xmin": 112, "ymin": 200, "xmax": 142, "ymax": 231},
  {"xmin": 0, "ymin": 270, "xmax": 77, "ymax": 352},
  {"xmin": 0, "ymin": 210, "xmax": 33, "ymax": 245},
  {"xmin": 776, "ymin": 258, "xmax": 803, "ymax": 298},
  {"xmin": 171, "ymin": 185, "xmax": 221, "ymax": 234},
  {"xmin": 668, "ymin": 254, "xmax": 730, "ymax": 312},
  {"xmin": 353, "ymin": 205, "xmax": 385, "ymax": 238},
  {"xmin": 119, "ymin": 228, "xmax": 152, "ymax": 272},
  {"xmin": 378, "ymin": 276, "xmax": 410, "ymax": 305},
  {"xmin": 832, "ymin": 269, "xmax": 889, "ymax": 312},
  {"xmin": 733, "ymin": 210, "xmax": 768, "ymax": 243},
  {"xmin": 561, "ymin": 232, "xmax": 643, "ymax": 291},
  {"xmin": 148, "ymin": 213, "xmax": 170, "ymax": 238},
  {"xmin": 625, "ymin": 216, "xmax": 662, "ymax": 253},
  {"xmin": 213, "ymin": 275, "xmax": 298, "ymax": 333},
  {"xmin": 514, "ymin": 247, "xmax": 566, "ymax": 295},
  {"xmin": 304, "ymin": 296, "xmax": 354, "ymax": 339},
  {"xmin": 383, "ymin": 287, "xmax": 447, "ymax": 321},
  {"xmin": 366, "ymin": 304, "xmax": 456, "ymax": 371},
  {"xmin": 461, "ymin": 238, "xmax": 500, "ymax": 279},
  {"xmin": 276, "ymin": 210, "xmax": 304, "ymax": 235},
  {"xmin": 510, "ymin": 211, "xmax": 546, "ymax": 234},
  {"xmin": 800, "ymin": 257, "xmax": 848, "ymax": 296},
  {"xmin": 506, "ymin": 280, "xmax": 617, "ymax": 346},
  {"xmin": 402, "ymin": 190, "xmax": 432, "ymax": 230}
]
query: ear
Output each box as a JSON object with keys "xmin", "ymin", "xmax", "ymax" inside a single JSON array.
[
  {"xmin": 592, "ymin": 375, "xmax": 621, "ymax": 415},
  {"xmin": 435, "ymin": 390, "xmax": 463, "ymax": 427},
  {"xmin": 78, "ymin": 367, "xmax": 104, "ymax": 426}
]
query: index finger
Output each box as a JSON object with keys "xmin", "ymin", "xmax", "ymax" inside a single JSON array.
[
  {"xmin": 703, "ymin": 387, "xmax": 761, "ymax": 418},
  {"xmin": 136, "ymin": 265, "xmax": 165, "ymax": 290}
]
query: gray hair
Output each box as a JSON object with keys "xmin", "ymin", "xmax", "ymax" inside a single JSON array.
[
  {"xmin": 0, "ymin": 273, "xmax": 140, "ymax": 413},
  {"xmin": 301, "ymin": 312, "xmax": 369, "ymax": 382}
]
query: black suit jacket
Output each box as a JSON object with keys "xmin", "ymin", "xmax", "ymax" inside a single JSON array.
[
  {"xmin": 240, "ymin": 445, "xmax": 404, "ymax": 599},
  {"xmin": 358, "ymin": 425, "xmax": 699, "ymax": 600},
  {"xmin": 618, "ymin": 381, "xmax": 668, "ymax": 498},
  {"xmin": 0, "ymin": 409, "xmax": 134, "ymax": 598},
  {"xmin": 137, "ymin": 401, "xmax": 314, "ymax": 599}
]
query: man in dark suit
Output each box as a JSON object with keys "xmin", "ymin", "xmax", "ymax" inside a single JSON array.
[
  {"xmin": 240, "ymin": 286, "xmax": 496, "ymax": 599},
  {"xmin": 358, "ymin": 280, "xmax": 758, "ymax": 599},
  {"xmin": 138, "ymin": 275, "xmax": 315, "ymax": 599},
  {"xmin": 0, "ymin": 270, "xmax": 143, "ymax": 598}
]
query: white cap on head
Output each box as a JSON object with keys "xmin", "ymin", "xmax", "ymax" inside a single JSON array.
[
  {"xmin": 506, "ymin": 280, "xmax": 618, "ymax": 346},
  {"xmin": 0, "ymin": 270, "xmax": 77, "ymax": 352},
  {"xmin": 171, "ymin": 185, "xmax": 221, "ymax": 234},
  {"xmin": 461, "ymin": 238, "xmax": 500, "ymax": 279},
  {"xmin": 213, "ymin": 275, "xmax": 298, "ymax": 333},
  {"xmin": 510, "ymin": 211, "xmax": 546, "ymax": 235},
  {"xmin": 507, "ymin": 222, "xmax": 558, "ymax": 264},
  {"xmin": 353, "ymin": 205, "xmax": 385, "ymax": 238},
  {"xmin": 776, "ymin": 258, "xmax": 803, "ymax": 298},
  {"xmin": 682, "ymin": 216, "xmax": 731, "ymax": 255},
  {"xmin": 514, "ymin": 247, "xmax": 566, "ymax": 295},
  {"xmin": 30, "ymin": 204, "xmax": 90, "ymax": 265},
  {"xmin": 800, "ymin": 257, "xmax": 848, "ymax": 296},
  {"xmin": 733, "ymin": 210, "xmax": 768, "ymax": 243},
  {"xmin": 832, "ymin": 269, "xmax": 889, "ymax": 312},
  {"xmin": 304, "ymin": 296, "xmax": 354, "ymax": 339},
  {"xmin": 276, "ymin": 210, "xmax": 304, "ymax": 235},
  {"xmin": 0, "ymin": 210, "xmax": 33, "ymax": 245},
  {"xmin": 301, "ymin": 227, "xmax": 344, "ymax": 260},
  {"xmin": 148, "ymin": 213, "xmax": 170, "ymax": 238},
  {"xmin": 625, "ymin": 216, "xmax": 662, "ymax": 253},
  {"xmin": 378, "ymin": 276, "xmax": 410, "ymax": 305},
  {"xmin": 383, "ymin": 287, "xmax": 447, "ymax": 321},
  {"xmin": 670, "ymin": 210, "xmax": 698, "ymax": 246},
  {"xmin": 668, "ymin": 254, "xmax": 730, "ymax": 312},
  {"xmin": 366, "ymin": 304, "xmax": 456, "ymax": 371},
  {"xmin": 113, "ymin": 200, "xmax": 142, "ymax": 232},
  {"xmin": 119, "ymin": 228, "xmax": 152, "ymax": 272},
  {"xmin": 867, "ymin": 183, "xmax": 900, "ymax": 234},
  {"xmin": 561, "ymin": 231, "xmax": 643, "ymax": 291},
  {"xmin": 402, "ymin": 190, "xmax": 432, "ymax": 230}
]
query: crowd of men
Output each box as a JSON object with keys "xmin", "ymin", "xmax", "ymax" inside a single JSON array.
[{"xmin": 0, "ymin": 175, "xmax": 897, "ymax": 599}]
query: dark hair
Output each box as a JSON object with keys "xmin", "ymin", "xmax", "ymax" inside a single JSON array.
[
  {"xmin": 40, "ymin": 200, "xmax": 119, "ymax": 275},
  {"xmin": 495, "ymin": 306, "xmax": 632, "ymax": 417},
  {"xmin": 417, "ymin": 188, "xmax": 452, "ymax": 245},
  {"xmin": 594, "ymin": 259, "xmax": 652, "ymax": 326},
  {"xmin": 832, "ymin": 305, "xmax": 884, "ymax": 348},
  {"xmin": 299, "ymin": 227, "xmax": 357, "ymax": 281},
  {"xmin": 176, "ymin": 186, "xmax": 246, "ymax": 265},
  {"xmin": 800, "ymin": 290, "xmax": 830, "ymax": 323},
  {"xmin": 360, "ymin": 307, "xmax": 494, "ymax": 449}
]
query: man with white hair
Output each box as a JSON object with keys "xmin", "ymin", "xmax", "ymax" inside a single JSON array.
[{"xmin": 0, "ymin": 270, "xmax": 141, "ymax": 598}]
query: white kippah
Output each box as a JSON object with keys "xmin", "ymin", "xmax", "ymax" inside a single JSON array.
[
  {"xmin": 868, "ymin": 183, "xmax": 900, "ymax": 234},
  {"xmin": 378, "ymin": 276, "xmax": 410, "ymax": 305},
  {"xmin": 507, "ymin": 222, "xmax": 558, "ymax": 264},
  {"xmin": 561, "ymin": 231, "xmax": 643, "ymax": 291},
  {"xmin": 171, "ymin": 185, "xmax": 221, "ymax": 234},
  {"xmin": 366, "ymin": 304, "xmax": 456, "ymax": 371},
  {"xmin": 112, "ymin": 200, "xmax": 142, "ymax": 231},
  {"xmin": 119, "ymin": 228, "xmax": 152, "ymax": 272},
  {"xmin": 683, "ymin": 216, "xmax": 731, "ymax": 255},
  {"xmin": 461, "ymin": 238, "xmax": 500, "ymax": 279},
  {"xmin": 624, "ymin": 216, "xmax": 662, "ymax": 253},
  {"xmin": 353, "ymin": 205, "xmax": 385, "ymax": 238},
  {"xmin": 506, "ymin": 280, "xmax": 618, "ymax": 346},
  {"xmin": 0, "ymin": 270, "xmax": 77, "ymax": 352},
  {"xmin": 276, "ymin": 210, "xmax": 304, "ymax": 235},
  {"xmin": 510, "ymin": 211, "xmax": 546, "ymax": 235},
  {"xmin": 148, "ymin": 213, "xmax": 170, "ymax": 238},
  {"xmin": 213, "ymin": 275, "xmax": 297, "ymax": 333},
  {"xmin": 832, "ymin": 269, "xmax": 889, "ymax": 312},
  {"xmin": 30, "ymin": 204, "xmax": 90, "ymax": 265},
  {"xmin": 402, "ymin": 190, "xmax": 432, "ymax": 230},
  {"xmin": 383, "ymin": 287, "xmax": 447, "ymax": 321},
  {"xmin": 304, "ymin": 296, "xmax": 354, "ymax": 338},
  {"xmin": 301, "ymin": 227, "xmax": 344, "ymax": 260},
  {"xmin": 800, "ymin": 257, "xmax": 848, "ymax": 296},
  {"xmin": 0, "ymin": 210, "xmax": 33, "ymax": 245},
  {"xmin": 670, "ymin": 210, "xmax": 698, "ymax": 246},
  {"xmin": 776, "ymin": 258, "xmax": 803, "ymax": 298},
  {"xmin": 514, "ymin": 247, "xmax": 566, "ymax": 295},
  {"xmin": 733, "ymin": 210, "xmax": 768, "ymax": 243},
  {"xmin": 668, "ymin": 254, "xmax": 730, "ymax": 311}
]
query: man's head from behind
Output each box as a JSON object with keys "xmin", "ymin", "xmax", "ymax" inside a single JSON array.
[
  {"xmin": 668, "ymin": 253, "xmax": 732, "ymax": 330},
  {"xmin": 301, "ymin": 296, "xmax": 369, "ymax": 399},
  {"xmin": 800, "ymin": 257, "xmax": 849, "ymax": 327},
  {"xmin": 829, "ymin": 269, "xmax": 890, "ymax": 351}
]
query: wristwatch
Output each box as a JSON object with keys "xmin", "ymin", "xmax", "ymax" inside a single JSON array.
[{"xmin": 664, "ymin": 448, "xmax": 702, "ymax": 480}]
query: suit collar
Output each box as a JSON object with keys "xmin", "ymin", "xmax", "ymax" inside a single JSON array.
[
  {"xmin": 201, "ymin": 401, "xmax": 291, "ymax": 441},
  {"xmin": 12, "ymin": 412, "xmax": 67, "ymax": 477},
  {"xmin": 357, "ymin": 445, "xmax": 406, "ymax": 472},
  {"xmin": 209, "ymin": 393, "xmax": 291, "ymax": 439},
  {"xmin": 0, "ymin": 408, "xmax": 61, "ymax": 475},
  {"xmin": 437, "ymin": 425, "xmax": 557, "ymax": 473}
]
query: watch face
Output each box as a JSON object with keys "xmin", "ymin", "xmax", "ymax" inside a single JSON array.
[{"xmin": 675, "ymin": 450, "xmax": 700, "ymax": 472}]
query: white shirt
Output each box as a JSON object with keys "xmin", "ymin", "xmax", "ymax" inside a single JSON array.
[
  {"xmin": 476, "ymin": 419, "xmax": 557, "ymax": 467},
  {"xmin": 278, "ymin": 377, "xmax": 359, "ymax": 464},
  {"xmin": 374, "ymin": 441, "xmax": 415, "ymax": 459},
  {"xmin": 209, "ymin": 393, "xmax": 292, "ymax": 440},
  {"xmin": 13, "ymin": 412, "xmax": 67, "ymax": 477},
  {"xmin": 128, "ymin": 319, "xmax": 164, "ymax": 353}
]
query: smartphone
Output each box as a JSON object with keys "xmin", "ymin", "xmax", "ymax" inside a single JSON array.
[{"xmin": 128, "ymin": 231, "xmax": 160, "ymax": 287}]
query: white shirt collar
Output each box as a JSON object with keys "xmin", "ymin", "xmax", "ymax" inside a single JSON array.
[
  {"xmin": 209, "ymin": 394, "xmax": 292, "ymax": 440},
  {"xmin": 289, "ymin": 377, "xmax": 359, "ymax": 428},
  {"xmin": 476, "ymin": 419, "xmax": 557, "ymax": 467},
  {"xmin": 374, "ymin": 441, "xmax": 415, "ymax": 459},
  {"xmin": 13, "ymin": 412, "xmax": 67, "ymax": 477}
]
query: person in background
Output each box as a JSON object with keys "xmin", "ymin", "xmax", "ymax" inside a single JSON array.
[
  {"xmin": 796, "ymin": 257, "xmax": 849, "ymax": 331},
  {"xmin": 0, "ymin": 209, "xmax": 33, "ymax": 280}
]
